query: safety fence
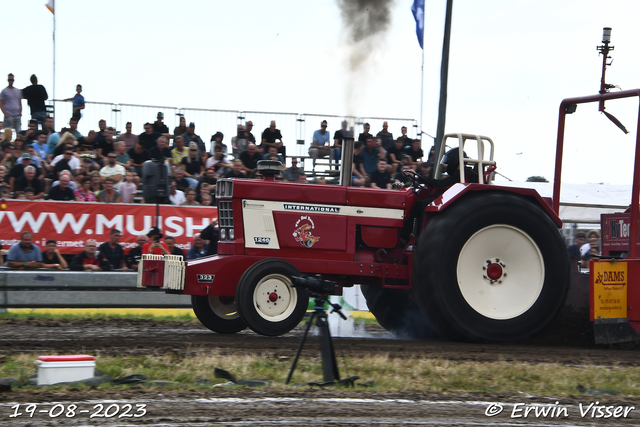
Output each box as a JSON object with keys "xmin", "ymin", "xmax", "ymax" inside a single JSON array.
[
  {"xmin": 0, "ymin": 271, "xmax": 191, "ymax": 309},
  {"xmin": 47, "ymin": 100, "xmax": 418, "ymax": 161}
]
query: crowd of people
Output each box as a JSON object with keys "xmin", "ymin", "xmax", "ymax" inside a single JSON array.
[
  {"xmin": 567, "ymin": 230, "xmax": 601, "ymax": 268},
  {"xmin": 0, "ymin": 73, "xmax": 434, "ymax": 204},
  {"xmin": 3, "ymin": 222, "xmax": 219, "ymax": 271}
]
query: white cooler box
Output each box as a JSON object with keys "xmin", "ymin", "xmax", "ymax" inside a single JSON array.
[{"xmin": 35, "ymin": 355, "xmax": 96, "ymax": 385}]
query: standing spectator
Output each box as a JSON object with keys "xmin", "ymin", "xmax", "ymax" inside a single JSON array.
[
  {"xmin": 173, "ymin": 116, "xmax": 187, "ymax": 138},
  {"xmin": 142, "ymin": 227, "xmax": 170, "ymax": 255},
  {"xmin": 128, "ymin": 141, "xmax": 151, "ymax": 177},
  {"xmin": 0, "ymin": 73, "xmax": 22, "ymax": 132},
  {"xmin": 164, "ymin": 236, "xmax": 185, "ymax": 257},
  {"xmin": 64, "ymin": 84, "xmax": 85, "ymax": 123},
  {"xmin": 97, "ymin": 177, "xmax": 122, "ymax": 203},
  {"xmin": 369, "ymin": 159, "xmax": 393, "ymax": 189},
  {"xmin": 352, "ymin": 141, "xmax": 367, "ymax": 187},
  {"xmin": 93, "ymin": 119, "xmax": 107, "ymax": 147},
  {"xmin": 398, "ymin": 126, "xmax": 411, "ymax": 145},
  {"xmin": 100, "ymin": 153, "xmax": 125, "ymax": 189},
  {"xmin": 181, "ymin": 142, "xmax": 204, "ymax": 180},
  {"xmin": 41, "ymin": 239, "xmax": 68, "ymax": 270},
  {"xmin": 309, "ymin": 120, "xmax": 332, "ymax": 167},
  {"xmin": 171, "ymin": 135, "xmax": 188, "ymax": 165},
  {"xmin": 332, "ymin": 120, "xmax": 350, "ymax": 162},
  {"xmin": 239, "ymin": 143, "xmax": 260, "ymax": 177},
  {"xmin": 376, "ymin": 121, "xmax": 394, "ymax": 150},
  {"xmin": 152, "ymin": 112, "xmax": 170, "ymax": 136},
  {"xmin": 282, "ymin": 157, "xmax": 304, "ymax": 182},
  {"xmin": 47, "ymin": 173, "xmax": 75, "ymax": 200},
  {"xmin": 182, "ymin": 122, "xmax": 206, "ymax": 160},
  {"xmin": 74, "ymin": 176, "xmax": 98, "ymax": 201},
  {"xmin": 242, "ymin": 120, "xmax": 256, "ymax": 143},
  {"xmin": 70, "ymin": 239, "xmax": 110, "ymax": 271},
  {"xmin": 139, "ymin": 122, "xmax": 160, "ymax": 150},
  {"xmin": 568, "ymin": 232, "xmax": 586, "ymax": 267},
  {"xmin": 181, "ymin": 187, "xmax": 200, "ymax": 206},
  {"xmin": 22, "ymin": 75, "xmax": 48, "ymax": 124},
  {"xmin": 357, "ymin": 123, "xmax": 373, "ymax": 144},
  {"xmin": 120, "ymin": 170, "xmax": 137, "ymax": 203},
  {"xmin": 405, "ymin": 139, "xmax": 424, "ymax": 166},
  {"xmin": 117, "ymin": 122, "xmax": 139, "ymax": 152},
  {"xmin": 149, "ymin": 136, "xmax": 172, "ymax": 161},
  {"xmin": 260, "ymin": 120, "xmax": 284, "ymax": 155},
  {"xmin": 186, "ymin": 233, "xmax": 208, "ymax": 260},
  {"xmin": 168, "ymin": 180, "xmax": 185, "ymax": 205},
  {"xmin": 5, "ymin": 231, "xmax": 42, "ymax": 269},
  {"xmin": 127, "ymin": 234, "xmax": 148, "ymax": 270},
  {"xmin": 99, "ymin": 229, "xmax": 128, "ymax": 271},
  {"xmin": 580, "ymin": 230, "xmax": 601, "ymax": 258}
]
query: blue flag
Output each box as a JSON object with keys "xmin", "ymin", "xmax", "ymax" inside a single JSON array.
[{"xmin": 411, "ymin": 0, "xmax": 425, "ymax": 49}]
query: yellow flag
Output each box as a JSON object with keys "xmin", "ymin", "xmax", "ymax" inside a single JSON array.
[{"xmin": 45, "ymin": 0, "xmax": 54, "ymax": 14}]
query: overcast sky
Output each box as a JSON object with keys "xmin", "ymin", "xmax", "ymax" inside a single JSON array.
[{"xmin": 3, "ymin": 0, "xmax": 640, "ymax": 185}]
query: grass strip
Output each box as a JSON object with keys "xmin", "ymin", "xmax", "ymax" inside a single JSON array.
[{"xmin": 1, "ymin": 352, "xmax": 637, "ymax": 396}]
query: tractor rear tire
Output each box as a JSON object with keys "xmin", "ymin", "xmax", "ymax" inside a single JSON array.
[
  {"xmin": 236, "ymin": 259, "xmax": 309, "ymax": 336},
  {"xmin": 411, "ymin": 192, "xmax": 570, "ymax": 342},
  {"xmin": 360, "ymin": 284, "xmax": 439, "ymax": 339},
  {"xmin": 191, "ymin": 295, "xmax": 247, "ymax": 334}
]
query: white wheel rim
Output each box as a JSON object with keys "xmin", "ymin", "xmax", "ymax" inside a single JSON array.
[
  {"xmin": 457, "ymin": 224, "xmax": 544, "ymax": 320},
  {"xmin": 253, "ymin": 273, "xmax": 298, "ymax": 322},
  {"xmin": 208, "ymin": 296, "xmax": 240, "ymax": 320}
]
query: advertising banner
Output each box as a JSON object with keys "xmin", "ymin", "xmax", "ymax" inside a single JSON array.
[{"xmin": 0, "ymin": 200, "xmax": 217, "ymax": 254}]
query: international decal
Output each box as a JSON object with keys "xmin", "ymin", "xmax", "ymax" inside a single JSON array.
[
  {"xmin": 283, "ymin": 203, "xmax": 340, "ymax": 213},
  {"xmin": 293, "ymin": 215, "xmax": 320, "ymax": 248}
]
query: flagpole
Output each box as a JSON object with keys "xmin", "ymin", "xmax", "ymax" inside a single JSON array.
[
  {"xmin": 53, "ymin": 8, "xmax": 56, "ymax": 103},
  {"xmin": 419, "ymin": 18, "xmax": 425, "ymax": 140}
]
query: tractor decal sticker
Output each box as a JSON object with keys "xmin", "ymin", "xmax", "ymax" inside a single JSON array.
[
  {"xmin": 293, "ymin": 215, "xmax": 320, "ymax": 248},
  {"xmin": 254, "ymin": 237, "xmax": 271, "ymax": 245},
  {"xmin": 592, "ymin": 261, "xmax": 627, "ymax": 319},
  {"xmin": 284, "ymin": 203, "xmax": 340, "ymax": 213}
]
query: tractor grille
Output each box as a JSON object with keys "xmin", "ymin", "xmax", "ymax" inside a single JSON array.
[
  {"xmin": 216, "ymin": 179, "xmax": 233, "ymax": 198},
  {"xmin": 218, "ymin": 200, "xmax": 234, "ymax": 241}
]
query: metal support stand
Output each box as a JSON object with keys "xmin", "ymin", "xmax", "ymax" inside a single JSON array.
[{"xmin": 285, "ymin": 295, "xmax": 346, "ymax": 385}]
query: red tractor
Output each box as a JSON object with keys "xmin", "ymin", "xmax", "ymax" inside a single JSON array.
[{"xmin": 140, "ymin": 133, "xmax": 570, "ymax": 342}]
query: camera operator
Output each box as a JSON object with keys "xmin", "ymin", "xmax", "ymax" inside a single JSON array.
[{"xmin": 142, "ymin": 227, "xmax": 170, "ymax": 255}]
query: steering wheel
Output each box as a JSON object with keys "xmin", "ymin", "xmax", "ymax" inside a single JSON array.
[{"xmin": 402, "ymin": 169, "xmax": 432, "ymax": 192}]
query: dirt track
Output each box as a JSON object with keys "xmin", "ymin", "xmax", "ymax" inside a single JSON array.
[{"xmin": 0, "ymin": 315, "xmax": 639, "ymax": 426}]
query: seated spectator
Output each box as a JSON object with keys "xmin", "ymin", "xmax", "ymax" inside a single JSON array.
[
  {"xmin": 168, "ymin": 180, "xmax": 185, "ymax": 205},
  {"xmin": 70, "ymin": 239, "xmax": 111, "ymax": 271},
  {"xmin": 181, "ymin": 187, "xmax": 200, "ymax": 206},
  {"xmin": 398, "ymin": 125, "xmax": 412, "ymax": 145},
  {"xmin": 196, "ymin": 182, "xmax": 212, "ymax": 204},
  {"xmin": 51, "ymin": 170, "xmax": 79, "ymax": 192},
  {"xmin": 76, "ymin": 130, "xmax": 97, "ymax": 154},
  {"xmin": 0, "ymin": 141, "xmax": 17, "ymax": 172},
  {"xmin": 580, "ymin": 230, "xmax": 601, "ymax": 258},
  {"xmin": 309, "ymin": 120, "xmax": 332, "ymax": 166},
  {"xmin": 9, "ymin": 153, "xmax": 41, "ymax": 191},
  {"xmin": 120, "ymin": 170, "xmax": 138, "ymax": 203},
  {"xmin": 100, "ymin": 152, "xmax": 126, "ymax": 189},
  {"xmin": 164, "ymin": 236, "xmax": 185, "ymax": 257},
  {"xmin": 568, "ymin": 232, "xmax": 586, "ymax": 268},
  {"xmin": 50, "ymin": 145, "xmax": 81, "ymax": 179},
  {"xmin": 0, "ymin": 165, "xmax": 8, "ymax": 192},
  {"xmin": 239, "ymin": 144, "xmax": 260, "ymax": 177},
  {"xmin": 51, "ymin": 132, "xmax": 76, "ymax": 158},
  {"xmin": 128, "ymin": 141, "xmax": 151, "ymax": 177},
  {"xmin": 206, "ymin": 145, "xmax": 232, "ymax": 176},
  {"xmin": 89, "ymin": 170, "xmax": 104, "ymax": 195},
  {"xmin": 41, "ymin": 239, "xmax": 68, "ymax": 270},
  {"xmin": 31, "ymin": 131, "xmax": 50, "ymax": 162},
  {"xmin": 47, "ymin": 174, "xmax": 75, "ymax": 201},
  {"xmin": 126, "ymin": 234, "xmax": 148, "ymax": 270},
  {"xmin": 405, "ymin": 139, "xmax": 424, "ymax": 166},
  {"xmin": 352, "ymin": 140, "xmax": 367, "ymax": 187},
  {"xmin": 332, "ymin": 120, "xmax": 350, "ymax": 162},
  {"xmin": 142, "ymin": 227, "xmax": 170, "ymax": 255},
  {"xmin": 282, "ymin": 158, "xmax": 304, "ymax": 182},
  {"xmin": 369, "ymin": 159, "xmax": 393, "ymax": 189},
  {"xmin": 117, "ymin": 121, "xmax": 139, "ymax": 152},
  {"xmin": 97, "ymin": 177, "xmax": 122, "ymax": 203},
  {"xmin": 181, "ymin": 142, "xmax": 204, "ymax": 180},
  {"xmin": 139, "ymin": 122, "xmax": 161, "ymax": 151},
  {"xmin": 201, "ymin": 194, "xmax": 213, "ymax": 206},
  {"xmin": 5, "ymin": 231, "xmax": 43, "ymax": 269},
  {"xmin": 393, "ymin": 155, "xmax": 414, "ymax": 185},
  {"xmin": 388, "ymin": 138, "xmax": 408, "ymax": 166},
  {"xmin": 197, "ymin": 168, "xmax": 218, "ymax": 196},
  {"xmin": 99, "ymin": 229, "xmax": 128, "ymax": 270},
  {"xmin": 171, "ymin": 135, "xmax": 188, "ymax": 165},
  {"xmin": 173, "ymin": 166, "xmax": 194, "ymax": 191},
  {"xmin": 13, "ymin": 136, "xmax": 26, "ymax": 159},
  {"xmin": 209, "ymin": 132, "xmax": 228, "ymax": 155},
  {"xmin": 260, "ymin": 120, "xmax": 284, "ymax": 155},
  {"xmin": 14, "ymin": 165, "xmax": 44, "ymax": 199},
  {"xmin": 224, "ymin": 160, "xmax": 247, "ymax": 178},
  {"xmin": 173, "ymin": 116, "xmax": 187, "ymax": 139},
  {"xmin": 114, "ymin": 141, "xmax": 131, "ymax": 169},
  {"xmin": 149, "ymin": 136, "xmax": 172, "ymax": 161},
  {"xmin": 416, "ymin": 161, "xmax": 433, "ymax": 179},
  {"xmin": 75, "ymin": 176, "xmax": 98, "ymax": 201},
  {"xmin": 186, "ymin": 233, "xmax": 208, "ymax": 260},
  {"xmin": 152, "ymin": 111, "xmax": 170, "ymax": 136},
  {"xmin": 182, "ymin": 122, "xmax": 206, "ymax": 159},
  {"xmin": 262, "ymin": 146, "xmax": 285, "ymax": 164}
]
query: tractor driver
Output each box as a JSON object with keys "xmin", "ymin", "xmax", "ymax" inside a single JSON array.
[{"xmin": 417, "ymin": 147, "xmax": 478, "ymax": 188}]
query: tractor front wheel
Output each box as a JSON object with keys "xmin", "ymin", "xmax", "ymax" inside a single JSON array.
[
  {"xmin": 236, "ymin": 259, "xmax": 309, "ymax": 336},
  {"xmin": 191, "ymin": 295, "xmax": 247, "ymax": 334}
]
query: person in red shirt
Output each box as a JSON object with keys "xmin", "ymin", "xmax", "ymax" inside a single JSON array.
[
  {"xmin": 142, "ymin": 227, "xmax": 170, "ymax": 255},
  {"xmin": 70, "ymin": 239, "xmax": 111, "ymax": 271}
]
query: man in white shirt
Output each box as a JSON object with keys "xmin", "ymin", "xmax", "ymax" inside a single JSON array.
[
  {"xmin": 99, "ymin": 153, "xmax": 126, "ymax": 190},
  {"xmin": 168, "ymin": 180, "xmax": 185, "ymax": 205}
]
